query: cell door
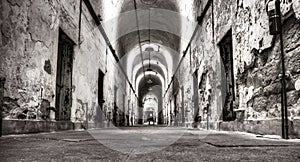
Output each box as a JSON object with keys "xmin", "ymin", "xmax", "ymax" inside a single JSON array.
[
  {"xmin": 219, "ymin": 29, "xmax": 236, "ymax": 121},
  {"xmin": 97, "ymin": 69, "xmax": 105, "ymax": 123},
  {"xmin": 55, "ymin": 29, "xmax": 74, "ymax": 121},
  {"xmin": 193, "ymin": 70, "xmax": 199, "ymax": 122}
]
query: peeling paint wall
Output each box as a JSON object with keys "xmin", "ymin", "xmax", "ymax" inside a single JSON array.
[
  {"xmin": 1, "ymin": 0, "xmax": 61, "ymax": 120},
  {"xmin": 0, "ymin": 0, "xmax": 127, "ymax": 126},
  {"xmin": 231, "ymin": 0, "xmax": 300, "ymax": 121},
  {"xmin": 177, "ymin": 0, "xmax": 300, "ymax": 128}
]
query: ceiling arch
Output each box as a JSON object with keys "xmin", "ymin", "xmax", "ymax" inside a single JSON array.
[
  {"xmin": 132, "ymin": 60, "xmax": 169, "ymax": 90},
  {"xmin": 136, "ymin": 71, "xmax": 165, "ymax": 96},
  {"xmin": 116, "ymin": 30, "xmax": 181, "ymax": 58},
  {"xmin": 126, "ymin": 44, "xmax": 175, "ymax": 85},
  {"xmin": 120, "ymin": 0, "xmax": 179, "ymax": 13},
  {"xmin": 132, "ymin": 52, "xmax": 168, "ymax": 70},
  {"xmin": 108, "ymin": 0, "xmax": 200, "ymax": 101},
  {"xmin": 138, "ymin": 73, "xmax": 162, "ymax": 102}
]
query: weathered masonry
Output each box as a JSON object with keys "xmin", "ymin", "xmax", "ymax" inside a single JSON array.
[{"xmin": 0, "ymin": 0, "xmax": 300, "ymax": 138}]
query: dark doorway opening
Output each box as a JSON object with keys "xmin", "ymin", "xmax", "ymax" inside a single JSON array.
[
  {"xmin": 219, "ymin": 29, "xmax": 236, "ymax": 121},
  {"xmin": 193, "ymin": 70, "xmax": 199, "ymax": 122},
  {"xmin": 113, "ymin": 86, "xmax": 119, "ymax": 126},
  {"xmin": 173, "ymin": 93, "xmax": 178, "ymax": 126},
  {"xmin": 55, "ymin": 29, "xmax": 74, "ymax": 121},
  {"xmin": 97, "ymin": 69, "xmax": 105, "ymax": 123},
  {"xmin": 181, "ymin": 86, "xmax": 185, "ymax": 125},
  {"xmin": 120, "ymin": 94, "xmax": 126, "ymax": 126}
]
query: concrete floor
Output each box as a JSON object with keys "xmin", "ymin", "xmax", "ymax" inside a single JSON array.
[{"xmin": 0, "ymin": 126, "xmax": 300, "ymax": 162}]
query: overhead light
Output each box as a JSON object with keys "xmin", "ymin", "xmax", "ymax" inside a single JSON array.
[
  {"xmin": 147, "ymin": 79, "xmax": 153, "ymax": 84},
  {"xmin": 145, "ymin": 47, "xmax": 154, "ymax": 52}
]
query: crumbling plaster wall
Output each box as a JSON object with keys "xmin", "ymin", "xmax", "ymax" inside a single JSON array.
[
  {"xmin": 99, "ymin": 0, "xmax": 132, "ymax": 123},
  {"xmin": 193, "ymin": 6, "xmax": 223, "ymax": 127},
  {"xmin": 72, "ymin": 2, "xmax": 106, "ymax": 123},
  {"xmin": 222, "ymin": 0, "xmax": 300, "ymax": 121},
  {"xmin": 178, "ymin": 0, "xmax": 300, "ymax": 126},
  {"xmin": 231, "ymin": 0, "xmax": 298, "ymax": 121},
  {"xmin": 166, "ymin": 0, "xmax": 218, "ymax": 126},
  {"xmin": 169, "ymin": 0, "xmax": 219, "ymax": 127},
  {"xmin": 98, "ymin": 49, "xmax": 128, "ymax": 124},
  {"xmin": 0, "ymin": 0, "xmax": 63, "ymax": 119},
  {"xmin": 0, "ymin": 0, "xmax": 126, "ymax": 124},
  {"xmin": 230, "ymin": 0, "xmax": 300, "ymax": 120},
  {"xmin": 177, "ymin": 60, "xmax": 193, "ymax": 125}
]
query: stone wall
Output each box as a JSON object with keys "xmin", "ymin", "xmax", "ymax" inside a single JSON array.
[
  {"xmin": 176, "ymin": 0, "xmax": 300, "ymax": 134},
  {"xmin": 1, "ymin": 0, "xmax": 63, "ymax": 120},
  {"xmin": 173, "ymin": 1, "xmax": 221, "ymax": 129},
  {"xmin": 239, "ymin": 15, "xmax": 300, "ymax": 121},
  {"xmin": 231, "ymin": 0, "xmax": 300, "ymax": 122},
  {"xmin": 0, "ymin": 0, "xmax": 127, "ymax": 129}
]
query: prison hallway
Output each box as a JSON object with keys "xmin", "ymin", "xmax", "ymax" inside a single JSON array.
[{"xmin": 1, "ymin": 0, "xmax": 300, "ymax": 161}]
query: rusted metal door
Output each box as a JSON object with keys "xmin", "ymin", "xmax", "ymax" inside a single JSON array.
[{"xmin": 55, "ymin": 29, "xmax": 74, "ymax": 121}]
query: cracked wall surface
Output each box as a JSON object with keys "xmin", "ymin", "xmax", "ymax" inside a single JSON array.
[
  {"xmin": 232, "ymin": 0, "xmax": 300, "ymax": 121},
  {"xmin": 174, "ymin": 0, "xmax": 300, "ymax": 129},
  {"xmin": 1, "ymin": 0, "xmax": 60, "ymax": 120},
  {"xmin": 0, "ymin": 0, "xmax": 127, "ymax": 125}
]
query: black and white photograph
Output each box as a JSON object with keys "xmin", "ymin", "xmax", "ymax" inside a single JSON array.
[{"xmin": 0, "ymin": 0, "xmax": 300, "ymax": 161}]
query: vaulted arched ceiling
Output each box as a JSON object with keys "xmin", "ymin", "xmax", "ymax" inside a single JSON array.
[
  {"xmin": 98, "ymin": 0, "xmax": 199, "ymax": 99},
  {"xmin": 138, "ymin": 74, "xmax": 162, "ymax": 104},
  {"xmin": 117, "ymin": 0, "xmax": 181, "ymax": 99},
  {"xmin": 120, "ymin": 0, "xmax": 179, "ymax": 13},
  {"xmin": 116, "ymin": 30, "xmax": 181, "ymax": 58}
]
